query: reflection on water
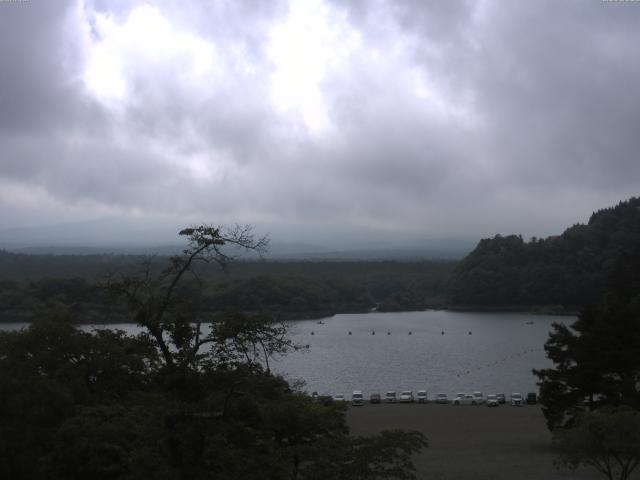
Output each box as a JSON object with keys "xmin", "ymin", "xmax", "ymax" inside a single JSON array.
[{"xmin": 1, "ymin": 310, "xmax": 570, "ymax": 398}]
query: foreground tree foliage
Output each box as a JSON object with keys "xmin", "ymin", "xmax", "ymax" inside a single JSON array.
[
  {"xmin": 0, "ymin": 225, "xmax": 427, "ymax": 480},
  {"xmin": 534, "ymin": 246, "xmax": 640, "ymax": 431},
  {"xmin": 554, "ymin": 407, "xmax": 640, "ymax": 480}
]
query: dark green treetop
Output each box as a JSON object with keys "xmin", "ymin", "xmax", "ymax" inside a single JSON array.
[{"xmin": 534, "ymin": 245, "xmax": 640, "ymax": 430}]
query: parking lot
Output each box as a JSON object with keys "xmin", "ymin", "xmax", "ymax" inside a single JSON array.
[{"xmin": 347, "ymin": 403, "xmax": 602, "ymax": 480}]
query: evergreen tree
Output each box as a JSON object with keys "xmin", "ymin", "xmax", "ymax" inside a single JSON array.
[{"xmin": 534, "ymin": 246, "xmax": 640, "ymax": 430}]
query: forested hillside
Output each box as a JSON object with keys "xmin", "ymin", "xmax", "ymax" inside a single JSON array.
[
  {"xmin": 448, "ymin": 197, "xmax": 640, "ymax": 309},
  {"xmin": 0, "ymin": 255, "xmax": 455, "ymax": 322}
]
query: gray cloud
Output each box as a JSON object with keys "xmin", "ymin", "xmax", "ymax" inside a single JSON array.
[{"xmin": 0, "ymin": 0, "xmax": 638, "ymax": 246}]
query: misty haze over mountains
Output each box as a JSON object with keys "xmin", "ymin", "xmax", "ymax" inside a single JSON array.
[{"xmin": 0, "ymin": 218, "xmax": 475, "ymax": 259}]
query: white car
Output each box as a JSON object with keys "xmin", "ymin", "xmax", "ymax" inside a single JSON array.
[
  {"xmin": 435, "ymin": 393, "xmax": 449, "ymax": 404},
  {"xmin": 334, "ymin": 393, "xmax": 345, "ymax": 402},
  {"xmin": 351, "ymin": 390, "xmax": 364, "ymax": 406},
  {"xmin": 510, "ymin": 393, "xmax": 523, "ymax": 406},
  {"xmin": 473, "ymin": 391, "xmax": 484, "ymax": 404},
  {"xmin": 399, "ymin": 391, "xmax": 414, "ymax": 403},
  {"xmin": 385, "ymin": 391, "xmax": 397, "ymax": 403},
  {"xmin": 416, "ymin": 390, "xmax": 428, "ymax": 403},
  {"xmin": 453, "ymin": 393, "xmax": 478, "ymax": 405},
  {"xmin": 486, "ymin": 394, "xmax": 499, "ymax": 407}
]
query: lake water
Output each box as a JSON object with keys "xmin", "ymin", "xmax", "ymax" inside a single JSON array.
[
  {"xmin": 0, "ymin": 310, "xmax": 569, "ymax": 398},
  {"xmin": 274, "ymin": 311, "xmax": 566, "ymax": 397}
]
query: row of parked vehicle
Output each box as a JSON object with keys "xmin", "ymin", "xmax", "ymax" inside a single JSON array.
[{"xmin": 313, "ymin": 390, "xmax": 538, "ymax": 406}]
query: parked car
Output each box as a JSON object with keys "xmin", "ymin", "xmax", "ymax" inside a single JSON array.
[
  {"xmin": 472, "ymin": 391, "xmax": 485, "ymax": 404},
  {"xmin": 352, "ymin": 390, "xmax": 364, "ymax": 406},
  {"xmin": 435, "ymin": 393, "xmax": 449, "ymax": 404},
  {"xmin": 526, "ymin": 392, "xmax": 538, "ymax": 404},
  {"xmin": 385, "ymin": 391, "xmax": 397, "ymax": 403},
  {"xmin": 496, "ymin": 393, "xmax": 506, "ymax": 404},
  {"xmin": 399, "ymin": 391, "xmax": 414, "ymax": 403},
  {"xmin": 510, "ymin": 393, "xmax": 523, "ymax": 406},
  {"xmin": 334, "ymin": 393, "xmax": 345, "ymax": 402},
  {"xmin": 417, "ymin": 390, "xmax": 428, "ymax": 403},
  {"xmin": 453, "ymin": 393, "xmax": 478, "ymax": 405},
  {"xmin": 318, "ymin": 394, "xmax": 333, "ymax": 406},
  {"xmin": 370, "ymin": 393, "xmax": 381, "ymax": 404},
  {"xmin": 486, "ymin": 394, "xmax": 499, "ymax": 407}
]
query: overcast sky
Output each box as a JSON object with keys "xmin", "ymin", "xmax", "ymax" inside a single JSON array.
[{"xmin": 1, "ymin": 0, "xmax": 639, "ymax": 247}]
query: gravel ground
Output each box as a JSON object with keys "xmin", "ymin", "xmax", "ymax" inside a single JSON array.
[{"xmin": 347, "ymin": 403, "xmax": 605, "ymax": 480}]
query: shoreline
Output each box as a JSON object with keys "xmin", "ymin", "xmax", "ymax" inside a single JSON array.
[
  {"xmin": 442, "ymin": 305, "xmax": 579, "ymax": 316},
  {"xmin": 0, "ymin": 306, "xmax": 578, "ymax": 325}
]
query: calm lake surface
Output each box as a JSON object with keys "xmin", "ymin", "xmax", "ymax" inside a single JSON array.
[
  {"xmin": 274, "ymin": 311, "xmax": 566, "ymax": 397},
  {"xmin": 1, "ymin": 310, "xmax": 569, "ymax": 398}
]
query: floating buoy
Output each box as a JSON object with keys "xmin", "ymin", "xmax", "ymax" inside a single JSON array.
[
  {"xmin": 372, "ymin": 331, "xmax": 375, "ymax": 335},
  {"xmin": 468, "ymin": 331, "xmax": 472, "ymax": 335},
  {"xmin": 305, "ymin": 344, "xmax": 310, "ymax": 349},
  {"xmin": 311, "ymin": 332, "xmax": 315, "ymax": 335},
  {"xmin": 348, "ymin": 331, "xmax": 352, "ymax": 335},
  {"xmin": 408, "ymin": 331, "xmax": 412, "ymax": 335},
  {"xmin": 387, "ymin": 331, "xmax": 391, "ymax": 335},
  {"xmin": 441, "ymin": 331, "xmax": 445, "ymax": 335}
]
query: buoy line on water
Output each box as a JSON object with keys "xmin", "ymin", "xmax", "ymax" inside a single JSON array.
[
  {"xmin": 451, "ymin": 348, "xmax": 545, "ymax": 378},
  {"xmin": 308, "ymin": 329, "xmax": 473, "ymax": 336},
  {"xmin": 300, "ymin": 332, "xmax": 544, "ymax": 381},
  {"xmin": 307, "ymin": 330, "xmax": 547, "ymax": 339}
]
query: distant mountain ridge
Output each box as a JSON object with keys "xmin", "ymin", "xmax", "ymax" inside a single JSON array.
[
  {"xmin": 0, "ymin": 222, "xmax": 474, "ymax": 260},
  {"xmin": 448, "ymin": 197, "xmax": 640, "ymax": 309}
]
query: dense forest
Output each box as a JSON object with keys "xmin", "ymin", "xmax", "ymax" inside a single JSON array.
[
  {"xmin": 448, "ymin": 197, "xmax": 640, "ymax": 310},
  {"xmin": 0, "ymin": 254, "xmax": 455, "ymax": 322}
]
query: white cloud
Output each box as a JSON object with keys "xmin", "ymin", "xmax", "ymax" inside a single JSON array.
[
  {"xmin": 267, "ymin": 0, "xmax": 360, "ymax": 134},
  {"xmin": 82, "ymin": 3, "xmax": 219, "ymax": 107}
]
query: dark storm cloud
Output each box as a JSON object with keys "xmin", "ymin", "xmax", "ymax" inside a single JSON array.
[{"xmin": 0, "ymin": 0, "xmax": 638, "ymax": 243}]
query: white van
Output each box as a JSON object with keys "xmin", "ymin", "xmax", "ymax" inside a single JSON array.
[
  {"xmin": 510, "ymin": 392, "xmax": 523, "ymax": 406},
  {"xmin": 352, "ymin": 390, "xmax": 364, "ymax": 406}
]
